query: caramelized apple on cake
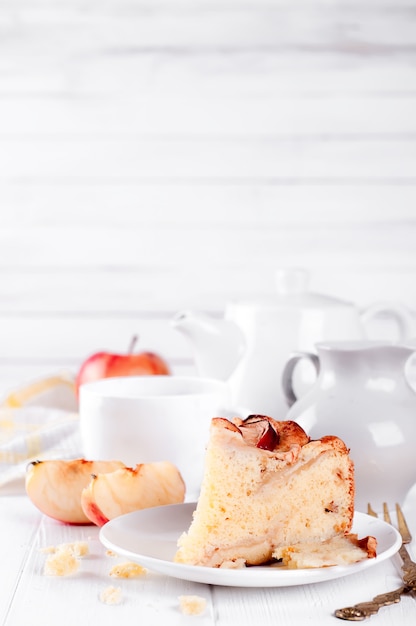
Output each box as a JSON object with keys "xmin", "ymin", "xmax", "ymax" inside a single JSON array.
[{"xmin": 175, "ymin": 416, "xmax": 376, "ymax": 569}]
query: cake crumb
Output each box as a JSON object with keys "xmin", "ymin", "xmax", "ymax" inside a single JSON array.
[
  {"xmin": 44, "ymin": 547, "xmax": 80, "ymax": 577},
  {"xmin": 62, "ymin": 541, "xmax": 89, "ymax": 557},
  {"xmin": 99, "ymin": 586, "xmax": 122, "ymax": 605},
  {"xmin": 109, "ymin": 562, "xmax": 147, "ymax": 578},
  {"xmin": 41, "ymin": 541, "xmax": 89, "ymax": 557},
  {"xmin": 178, "ymin": 595, "xmax": 207, "ymax": 616},
  {"xmin": 106, "ymin": 549, "xmax": 118, "ymax": 557}
]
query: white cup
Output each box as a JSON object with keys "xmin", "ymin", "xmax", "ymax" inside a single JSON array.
[{"xmin": 79, "ymin": 375, "xmax": 233, "ymax": 500}]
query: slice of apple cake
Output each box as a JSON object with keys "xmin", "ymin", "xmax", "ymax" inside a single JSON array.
[{"xmin": 175, "ymin": 416, "xmax": 376, "ymax": 568}]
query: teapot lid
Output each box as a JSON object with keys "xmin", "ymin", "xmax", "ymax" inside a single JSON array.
[{"xmin": 233, "ymin": 269, "xmax": 355, "ymax": 309}]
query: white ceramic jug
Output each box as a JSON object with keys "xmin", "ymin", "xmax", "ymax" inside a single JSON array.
[
  {"xmin": 283, "ymin": 341, "xmax": 416, "ymax": 511},
  {"xmin": 172, "ymin": 269, "xmax": 414, "ymax": 419}
]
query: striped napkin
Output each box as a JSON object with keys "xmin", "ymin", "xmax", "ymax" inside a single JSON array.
[{"xmin": 0, "ymin": 373, "xmax": 81, "ymax": 493}]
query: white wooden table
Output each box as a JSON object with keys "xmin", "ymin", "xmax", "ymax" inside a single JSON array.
[{"xmin": 1, "ymin": 489, "xmax": 416, "ymax": 625}]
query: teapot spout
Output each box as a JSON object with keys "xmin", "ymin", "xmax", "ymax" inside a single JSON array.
[{"xmin": 171, "ymin": 310, "xmax": 245, "ymax": 380}]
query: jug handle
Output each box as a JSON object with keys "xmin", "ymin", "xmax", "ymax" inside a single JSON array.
[
  {"xmin": 282, "ymin": 352, "xmax": 320, "ymax": 408},
  {"xmin": 360, "ymin": 302, "xmax": 413, "ymax": 341}
]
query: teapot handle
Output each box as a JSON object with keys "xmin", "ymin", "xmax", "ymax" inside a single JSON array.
[
  {"xmin": 282, "ymin": 352, "xmax": 320, "ymax": 407},
  {"xmin": 360, "ymin": 302, "xmax": 413, "ymax": 341}
]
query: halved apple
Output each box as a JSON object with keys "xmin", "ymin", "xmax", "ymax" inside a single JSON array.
[
  {"xmin": 26, "ymin": 459, "xmax": 125, "ymax": 524},
  {"xmin": 81, "ymin": 461, "xmax": 186, "ymax": 526}
]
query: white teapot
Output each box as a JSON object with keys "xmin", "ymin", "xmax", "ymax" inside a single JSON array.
[
  {"xmin": 282, "ymin": 341, "xmax": 416, "ymax": 510},
  {"xmin": 171, "ymin": 269, "xmax": 413, "ymax": 418}
]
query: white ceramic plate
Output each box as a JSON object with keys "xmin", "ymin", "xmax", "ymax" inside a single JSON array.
[{"xmin": 99, "ymin": 502, "xmax": 401, "ymax": 587}]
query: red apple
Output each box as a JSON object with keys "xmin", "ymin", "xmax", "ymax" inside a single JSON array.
[{"xmin": 75, "ymin": 336, "xmax": 170, "ymax": 396}]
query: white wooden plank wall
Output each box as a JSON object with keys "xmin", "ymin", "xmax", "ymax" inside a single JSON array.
[{"xmin": 1, "ymin": 0, "xmax": 416, "ymax": 391}]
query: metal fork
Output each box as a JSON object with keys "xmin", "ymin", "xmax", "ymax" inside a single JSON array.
[{"xmin": 335, "ymin": 503, "xmax": 416, "ymax": 621}]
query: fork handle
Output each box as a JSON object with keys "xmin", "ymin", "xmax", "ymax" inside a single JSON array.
[
  {"xmin": 399, "ymin": 545, "xmax": 416, "ymax": 588},
  {"xmin": 399, "ymin": 544, "xmax": 416, "ymax": 570},
  {"xmin": 334, "ymin": 586, "xmax": 408, "ymax": 621}
]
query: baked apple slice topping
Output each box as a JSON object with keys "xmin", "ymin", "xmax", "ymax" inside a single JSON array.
[{"xmin": 239, "ymin": 415, "xmax": 280, "ymax": 451}]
